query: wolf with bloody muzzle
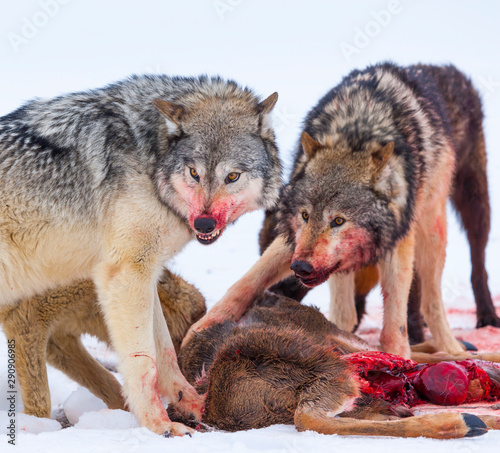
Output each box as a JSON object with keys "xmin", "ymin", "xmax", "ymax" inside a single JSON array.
[
  {"xmin": 187, "ymin": 63, "xmax": 494, "ymax": 360},
  {"xmin": 0, "ymin": 75, "xmax": 281, "ymax": 436}
]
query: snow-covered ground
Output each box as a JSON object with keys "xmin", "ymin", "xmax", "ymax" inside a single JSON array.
[{"xmin": 1, "ymin": 0, "xmax": 500, "ymax": 451}]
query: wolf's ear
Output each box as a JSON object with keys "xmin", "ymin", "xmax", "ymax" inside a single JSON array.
[
  {"xmin": 372, "ymin": 141, "xmax": 394, "ymax": 173},
  {"xmin": 257, "ymin": 92, "xmax": 278, "ymax": 135},
  {"xmin": 152, "ymin": 99, "xmax": 185, "ymax": 136},
  {"xmin": 257, "ymin": 92, "xmax": 278, "ymax": 114},
  {"xmin": 301, "ymin": 131, "xmax": 322, "ymax": 160}
]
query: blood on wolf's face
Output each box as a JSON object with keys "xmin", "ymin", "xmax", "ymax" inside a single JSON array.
[
  {"xmin": 154, "ymin": 94, "xmax": 282, "ymax": 245},
  {"xmin": 282, "ymin": 145, "xmax": 398, "ymax": 286},
  {"xmin": 169, "ymin": 161, "xmax": 266, "ymax": 244}
]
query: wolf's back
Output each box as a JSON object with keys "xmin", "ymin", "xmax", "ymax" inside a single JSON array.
[
  {"xmin": 405, "ymin": 64, "xmax": 484, "ymax": 154},
  {"xmin": 406, "ymin": 64, "xmax": 481, "ymax": 114}
]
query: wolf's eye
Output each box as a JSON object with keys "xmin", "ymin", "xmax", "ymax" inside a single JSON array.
[
  {"xmin": 331, "ymin": 217, "xmax": 345, "ymax": 228},
  {"xmin": 225, "ymin": 172, "xmax": 240, "ymax": 184},
  {"xmin": 189, "ymin": 168, "xmax": 200, "ymax": 182},
  {"xmin": 302, "ymin": 211, "xmax": 309, "ymax": 223}
]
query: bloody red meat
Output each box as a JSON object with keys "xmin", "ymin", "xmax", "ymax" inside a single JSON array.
[{"xmin": 343, "ymin": 351, "xmax": 500, "ymax": 407}]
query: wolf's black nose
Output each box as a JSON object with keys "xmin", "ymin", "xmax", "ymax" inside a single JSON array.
[
  {"xmin": 194, "ymin": 217, "xmax": 216, "ymax": 234},
  {"xmin": 290, "ymin": 260, "xmax": 313, "ymax": 277}
]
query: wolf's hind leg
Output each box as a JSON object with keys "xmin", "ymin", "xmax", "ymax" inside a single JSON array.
[
  {"xmin": 352, "ymin": 265, "xmax": 380, "ymax": 331},
  {"xmin": 46, "ymin": 333, "xmax": 125, "ymax": 410},
  {"xmin": 407, "ymin": 273, "xmax": 426, "ymax": 344},
  {"xmin": 2, "ymin": 318, "xmax": 51, "ymax": 418},
  {"xmin": 450, "ymin": 127, "xmax": 499, "ymax": 328}
]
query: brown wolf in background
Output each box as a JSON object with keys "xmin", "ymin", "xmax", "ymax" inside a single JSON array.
[{"xmin": 0, "ymin": 268, "xmax": 206, "ymax": 420}]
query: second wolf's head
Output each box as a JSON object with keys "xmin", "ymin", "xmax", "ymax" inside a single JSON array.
[
  {"xmin": 278, "ymin": 131, "xmax": 407, "ymax": 287},
  {"xmin": 153, "ymin": 78, "xmax": 282, "ymax": 244}
]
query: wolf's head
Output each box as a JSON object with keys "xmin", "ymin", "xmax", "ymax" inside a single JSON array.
[
  {"xmin": 279, "ymin": 132, "xmax": 406, "ymax": 287},
  {"xmin": 154, "ymin": 83, "xmax": 281, "ymax": 244}
]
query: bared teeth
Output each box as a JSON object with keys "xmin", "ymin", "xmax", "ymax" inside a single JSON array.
[{"xmin": 197, "ymin": 229, "xmax": 221, "ymax": 241}]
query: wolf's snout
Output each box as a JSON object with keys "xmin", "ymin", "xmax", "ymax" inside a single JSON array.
[
  {"xmin": 193, "ymin": 217, "xmax": 222, "ymax": 245},
  {"xmin": 290, "ymin": 260, "xmax": 314, "ymax": 278},
  {"xmin": 194, "ymin": 217, "xmax": 216, "ymax": 234}
]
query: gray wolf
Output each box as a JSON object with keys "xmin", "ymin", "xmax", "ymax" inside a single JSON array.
[
  {"xmin": 187, "ymin": 63, "xmax": 490, "ymax": 360},
  {"xmin": 0, "ymin": 268, "xmax": 205, "ymax": 420},
  {"xmin": 0, "ymin": 75, "xmax": 281, "ymax": 435},
  {"xmin": 262, "ymin": 64, "xmax": 498, "ymax": 342},
  {"xmin": 179, "ymin": 291, "xmax": 500, "ymax": 438}
]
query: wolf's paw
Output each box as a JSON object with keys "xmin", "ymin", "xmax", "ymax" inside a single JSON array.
[
  {"xmin": 162, "ymin": 422, "xmax": 195, "ymax": 437},
  {"xmin": 141, "ymin": 415, "xmax": 195, "ymax": 437},
  {"xmin": 172, "ymin": 385, "xmax": 205, "ymax": 422},
  {"xmin": 476, "ymin": 314, "xmax": 500, "ymax": 328}
]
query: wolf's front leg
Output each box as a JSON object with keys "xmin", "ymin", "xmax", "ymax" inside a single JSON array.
[
  {"xmin": 94, "ymin": 262, "xmax": 193, "ymax": 436},
  {"xmin": 378, "ymin": 231, "xmax": 415, "ymax": 359},
  {"xmin": 152, "ymin": 290, "xmax": 204, "ymax": 421},
  {"xmin": 183, "ymin": 235, "xmax": 294, "ymax": 346},
  {"xmin": 328, "ymin": 272, "xmax": 356, "ymax": 331}
]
